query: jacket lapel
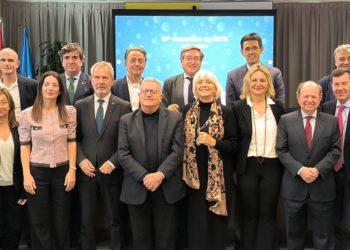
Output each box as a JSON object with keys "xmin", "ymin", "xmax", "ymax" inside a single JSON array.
[
  {"xmin": 88, "ymin": 97, "xmax": 99, "ymax": 138},
  {"xmin": 158, "ymin": 108, "xmax": 167, "ymax": 161},
  {"xmin": 135, "ymin": 110, "xmax": 146, "ymax": 150},
  {"xmin": 295, "ymin": 111, "xmax": 310, "ymax": 153},
  {"xmin": 310, "ymin": 112, "xmax": 326, "ymax": 153},
  {"xmin": 242, "ymin": 101, "xmax": 252, "ymax": 137}
]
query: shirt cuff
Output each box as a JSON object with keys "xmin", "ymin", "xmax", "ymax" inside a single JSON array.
[
  {"xmin": 107, "ymin": 160, "xmax": 116, "ymax": 169},
  {"xmin": 297, "ymin": 166, "xmax": 304, "ymax": 175},
  {"xmin": 158, "ymin": 171, "xmax": 165, "ymax": 179}
]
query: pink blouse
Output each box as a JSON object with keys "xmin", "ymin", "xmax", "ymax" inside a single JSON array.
[{"xmin": 18, "ymin": 105, "xmax": 76, "ymax": 168}]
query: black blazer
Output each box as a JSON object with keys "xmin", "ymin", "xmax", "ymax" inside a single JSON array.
[
  {"xmin": 322, "ymin": 100, "xmax": 350, "ymax": 187},
  {"xmin": 111, "ymin": 76, "xmax": 130, "ymax": 102},
  {"xmin": 232, "ymin": 99, "xmax": 285, "ymax": 175},
  {"xmin": 10, "ymin": 127, "xmax": 25, "ymax": 198},
  {"xmin": 60, "ymin": 72, "xmax": 93, "ymax": 105},
  {"xmin": 75, "ymin": 94, "xmax": 132, "ymax": 184},
  {"xmin": 18, "ymin": 75, "xmax": 38, "ymax": 110}
]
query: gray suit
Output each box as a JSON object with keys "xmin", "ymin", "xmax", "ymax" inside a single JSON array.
[
  {"xmin": 226, "ymin": 64, "xmax": 285, "ymax": 108},
  {"xmin": 75, "ymin": 94, "xmax": 131, "ymax": 250},
  {"xmin": 276, "ymin": 110, "xmax": 341, "ymax": 249},
  {"xmin": 162, "ymin": 74, "xmax": 186, "ymax": 111}
]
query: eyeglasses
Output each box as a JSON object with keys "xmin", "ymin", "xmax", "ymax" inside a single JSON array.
[{"xmin": 140, "ymin": 89, "xmax": 159, "ymax": 95}]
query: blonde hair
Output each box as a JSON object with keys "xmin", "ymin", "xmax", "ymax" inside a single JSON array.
[
  {"xmin": 193, "ymin": 70, "xmax": 221, "ymax": 99},
  {"xmin": 240, "ymin": 64, "xmax": 275, "ymax": 99}
]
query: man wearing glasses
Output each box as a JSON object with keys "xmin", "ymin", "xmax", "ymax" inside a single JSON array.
[
  {"xmin": 162, "ymin": 45, "xmax": 204, "ymax": 112},
  {"xmin": 118, "ymin": 78, "xmax": 185, "ymax": 249},
  {"xmin": 225, "ymin": 33, "xmax": 285, "ymax": 108}
]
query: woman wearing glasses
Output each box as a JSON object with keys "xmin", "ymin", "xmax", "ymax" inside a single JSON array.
[{"xmin": 183, "ymin": 70, "xmax": 238, "ymax": 249}]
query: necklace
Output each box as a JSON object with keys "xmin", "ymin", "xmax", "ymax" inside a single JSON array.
[{"xmin": 251, "ymin": 101, "xmax": 267, "ymax": 164}]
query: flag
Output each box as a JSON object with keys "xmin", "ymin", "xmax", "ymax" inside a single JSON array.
[
  {"xmin": 0, "ymin": 29, "xmax": 3, "ymax": 50},
  {"xmin": 19, "ymin": 26, "xmax": 34, "ymax": 78}
]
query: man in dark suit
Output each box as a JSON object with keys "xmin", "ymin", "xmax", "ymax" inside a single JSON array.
[
  {"xmin": 118, "ymin": 77, "xmax": 185, "ymax": 249},
  {"xmin": 59, "ymin": 42, "xmax": 93, "ymax": 249},
  {"xmin": 75, "ymin": 61, "xmax": 131, "ymax": 250},
  {"xmin": 0, "ymin": 48, "xmax": 37, "ymax": 118},
  {"xmin": 226, "ymin": 33, "xmax": 285, "ymax": 108},
  {"xmin": 60, "ymin": 43, "xmax": 93, "ymax": 106},
  {"xmin": 318, "ymin": 44, "xmax": 350, "ymax": 104},
  {"xmin": 321, "ymin": 68, "xmax": 350, "ymax": 249},
  {"xmin": 162, "ymin": 45, "xmax": 204, "ymax": 112},
  {"xmin": 111, "ymin": 46, "xmax": 146, "ymax": 111},
  {"xmin": 277, "ymin": 81, "xmax": 341, "ymax": 249}
]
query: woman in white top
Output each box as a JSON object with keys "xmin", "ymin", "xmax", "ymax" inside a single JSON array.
[
  {"xmin": 232, "ymin": 65, "xmax": 284, "ymax": 250},
  {"xmin": 0, "ymin": 88, "xmax": 26, "ymax": 250}
]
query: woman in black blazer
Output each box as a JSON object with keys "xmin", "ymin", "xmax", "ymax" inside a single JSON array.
[
  {"xmin": 0, "ymin": 88, "xmax": 26, "ymax": 250},
  {"xmin": 232, "ymin": 65, "xmax": 284, "ymax": 250}
]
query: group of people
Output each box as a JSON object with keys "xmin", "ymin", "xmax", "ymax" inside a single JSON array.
[{"xmin": 0, "ymin": 32, "xmax": 348, "ymax": 250}]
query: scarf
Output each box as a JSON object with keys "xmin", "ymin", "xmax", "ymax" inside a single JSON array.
[{"xmin": 183, "ymin": 99, "xmax": 227, "ymax": 216}]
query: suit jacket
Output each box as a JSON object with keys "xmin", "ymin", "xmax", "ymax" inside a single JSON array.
[
  {"xmin": 10, "ymin": 127, "xmax": 25, "ymax": 198},
  {"xmin": 111, "ymin": 76, "xmax": 130, "ymax": 102},
  {"xmin": 321, "ymin": 100, "xmax": 350, "ymax": 187},
  {"xmin": 75, "ymin": 94, "xmax": 132, "ymax": 184},
  {"xmin": 318, "ymin": 74, "xmax": 335, "ymax": 104},
  {"xmin": 162, "ymin": 74, "xmax": 186, "ymax": 111},
  {"xmin": 276, "ymin": 110, "xmax": 341, "ymax": 202},
  {"xmin": 60, "ymin": 72, "xmax": 93, "ymax": 105},
  {"xmin": 17, "ymin": 75, "xmax": 38, "ymax": 110},
  {"xmin": 226, "ymin": 64, "xmax": 285, "ymax": 108},
  {"xmin": 232, "ymin": 99, "xmax": 285, "ymax": 174},
  {"xmin": 118, "ymin": 107, "xmax": 186, "ymax": 205}
]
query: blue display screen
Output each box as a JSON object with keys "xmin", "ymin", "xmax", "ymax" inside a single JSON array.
[{"xmin": 113, "ymin": 10, "xmax": 275, "ymax": 96}]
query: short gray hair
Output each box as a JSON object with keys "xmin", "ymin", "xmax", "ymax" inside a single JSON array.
[
  {"xmin": 296, "ymin": 80, "xmax": 322, "ymax": 97},
  {"xmin": 334, "ymin": 44, "xmax": 350, "ymax": 59},
  {"xmin": 90, "ymin": 61, "xmax": 114, "ymax": 78},
  {"xmin": 193, "ymin": 70, "xmax": 221, "ymax": 99},
  {"xmin": 141, "ymin": 77, "xmax": 162, "ymax": 92}
]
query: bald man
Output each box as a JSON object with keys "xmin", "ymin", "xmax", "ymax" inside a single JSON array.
[{"xmin": 0, "ymin": 48, "xmax": 38, "ymax": 118}]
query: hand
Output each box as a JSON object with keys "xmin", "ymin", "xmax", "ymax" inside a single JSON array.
[
  {"xmin": 64, "ymin": 169, "xmax": 76, "ymax": 192},
  {"xmin": 80, "ymin": 159, "xmax": 96, "ymax": 177},
  {"xmin": 143, "ymin": 172, "xmax": 164, "ymax": 192},
  {"xmin": 99, "ymin": 161, "xmax": 115, "ymax": 174},
  {"xmin": 196, "ymin": 132, "xmax": 216, "ymax": 147},
  {"xmin": 168, "ymin": 104, "xmax": 180, "ymax": 112},
  {"xmin": 23, "ymin": 174, "xmax": 36, "ymax": 195},
  {"xmin": 17, "ymin": 199, "xmax": 27, "ymax": 205},
  {"xmin": 300, "ymin": 167, "xmax": 319, "ymax": 183}
]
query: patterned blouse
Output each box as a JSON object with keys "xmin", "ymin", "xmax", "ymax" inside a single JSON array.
[{"xmin": 18, "ymin": 105, "xmax": 76, "ymax": 168}]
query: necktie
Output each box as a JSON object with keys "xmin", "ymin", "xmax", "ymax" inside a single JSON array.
[
  {"xmin": 187, "ymin": 77, "xmax": 195, "ymax": 104},
  {"xmin": 334, "ymin": 105, "xmax": 344, "ymax": 172},
  {"xmin": 96, "ymin": 99, "xmax": 104, "ymax": 135},
  {"xmin": 68, "ymin": 77, "xmax": 75, "ymax": 104},
  {"xmin": 305, "ymin": 116, "xmax": 312, "ymax": 149}
]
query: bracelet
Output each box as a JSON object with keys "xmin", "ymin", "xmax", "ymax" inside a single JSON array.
[{"xmin": 69, "ymin": 166, "xmax": 77, "ymax": 171}]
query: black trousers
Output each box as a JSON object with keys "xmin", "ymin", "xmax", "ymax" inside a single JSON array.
[
  {"xmin": 333, "ymin": 167, "xmax": 350, "ymax": 249},
  {"xmin": 128, "ymin": 188, "xmax": 176, "ymax": 250},
  {"xmin": 237, "ymin": 157, "xmax": 282, "ymax": 250},
  {"xmin": 27, "ymin": 165, "xmax": 70, "ymax": 250},
  {"xmin": 78, "ymin": 175, "xmax": 126, "ymax": 250},
  {"xmin": 0, "ymin": 185, "xmax": 23, "ymax": 250}
]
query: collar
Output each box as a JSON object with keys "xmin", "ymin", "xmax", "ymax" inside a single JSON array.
[
  {"xmin": 246, "ymin": 96, "xmax": 275, "ymax": 107},
  {"xmin": 301, "ymin": 110, "xmax": 317, "ymax": 119},
  {"xmin": 65, "ymin": 71, "xmax": 81, "ymax": 81},
  {"xmin": 246, "ymin": 62, "xmax": 262, "ymax": 70},
  {"xmin": 94, "ymin": 92, "xmax": 111, "ymax": 103},
  {"xmin": 0, "ymin": 78, "xmax": 18, "ymax": 90},
  {"xmin": 337, "ymin": 99, "xmax": 350, "ymax": 109},
  {"xmin": 126, "ymin": 76, "xmax": 142, "ymax": 87}
]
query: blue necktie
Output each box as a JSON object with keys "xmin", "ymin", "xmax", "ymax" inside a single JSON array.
[{"xmin": 96, "ymin": 99, "xmax": 104, "ymax": 135}]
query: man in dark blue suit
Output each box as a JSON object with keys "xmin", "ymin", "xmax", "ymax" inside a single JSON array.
[
  {"xmin": 226, "ymin": 33, "xmax": 285, "ymax": 108},
  {"xmin": 111, "ymin": 46, "xmax": 146, "ymax": 111},
  {"xmin": 321, "ymin": 68, "xmax": 350, "ymax": 249},
  {"xmin": 277, "ymin": 81, "xmax": 341, "ymax": 249},
  {"xmin": 59, "ymin": 43, "xmax": 93, "ymax": 106},
  {"xmin": 318, "ymin": 44, "xmax": 350, "ymax": 104},
  {"xmin": 0, "ymin": 48, "xmax": 37, "ymax": 118}
]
